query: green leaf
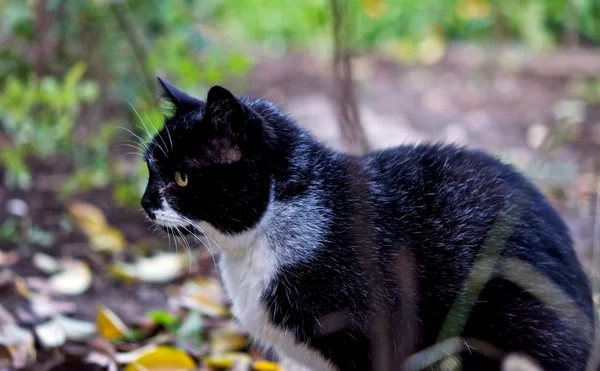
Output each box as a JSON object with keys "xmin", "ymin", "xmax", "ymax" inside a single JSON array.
[
  {"xmin": 175, "ymin": 310, "xmax": 204, "ymax": 348},
  {"xmin": 147, "ymin": 310, "xmax": 179, "ymax": 332}
]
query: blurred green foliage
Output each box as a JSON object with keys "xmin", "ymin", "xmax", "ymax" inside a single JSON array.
[
  {"xmin": 0, "ymin": 63, "xmax": 99, "ymax": 188},
  {"xmin": 0, "ymin": 0, "xmax": 252, "ymax": 204},
  {"xmin": 0, "ymin": 0, "xmax": 598, "ymax": 204}
]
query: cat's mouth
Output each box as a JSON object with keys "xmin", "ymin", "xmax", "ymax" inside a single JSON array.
[{"xmin": 146, "ymin": 200, "xmax": 196, "ymax": 235}]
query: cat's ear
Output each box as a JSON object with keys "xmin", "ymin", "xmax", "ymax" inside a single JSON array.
[
  {"xmin": 205, "ymin": 85, "xmax": 247, "ymax": 139},
  {"xmin": 156, "ymin": 76, "xmax": 204, "ymax": 118}
]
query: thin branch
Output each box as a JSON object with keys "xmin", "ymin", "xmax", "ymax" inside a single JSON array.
[
  {"xmin": 109, "ymin": 2, "xmax": 155, "ymax": 101},
  {"xmin": 331, "ymin": 0, "xmax": 369, "ymax": 154}
]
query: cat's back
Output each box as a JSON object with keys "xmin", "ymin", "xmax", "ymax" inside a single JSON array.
[
  {"xmin": 362, "ymin": 143, "xmax": 569, "ymax": 247},
  {"xmin": 360, "ymin": 143, "xmax": 590, "ymax": 302},
  {"xmin": 358, "ymin": 143, "xmax": 594, "ymax": 369}
]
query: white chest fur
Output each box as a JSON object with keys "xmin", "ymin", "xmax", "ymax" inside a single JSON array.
[
  {"xmin": 216, "ymin": 234, "xmax": 336, "ymax": 371},
  {"xmin": 153, "ymin": 182, "xmax": 335, "ymax": 369}
]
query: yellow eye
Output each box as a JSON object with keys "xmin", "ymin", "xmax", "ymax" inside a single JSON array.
[{"xmin": 174, "ymin": 171, "xmax": 188, "ymax": 187}]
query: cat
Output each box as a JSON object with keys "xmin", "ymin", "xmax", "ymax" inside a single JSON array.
[{"xmin": 141, "ymin": 76, "xmax": 596, "ymax": 371}]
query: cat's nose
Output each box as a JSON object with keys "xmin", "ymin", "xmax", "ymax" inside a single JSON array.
[{"xmin": 141, "ymin": 191, "xmax": 156, "ymax": 220}]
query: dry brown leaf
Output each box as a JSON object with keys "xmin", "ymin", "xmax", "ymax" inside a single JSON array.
[
  {"xmin": 30, "ymin": 295, "xmax": 78, "ymax": 317},
  {"xmin": 56, "ymin": 315, "xmax": 97, "ymax": 341},
  {"xmin": 88, "ymin": 336, "xmax": 117, "ymax": 358},
  {"xmin": 49, "ymin": 260, "xmax": 93, "ymax": 296},
  {"xmin": 179, "ymin": 277, "xmax": 229, "ymax": 318},
  {"xmin": 86, "ymin": 351, "xmax": 119, "ymax": 371},
  {"xmin": 0, "ymin": 322, "xmax": 36, "ymax": 368},
  {"xmin": 35, "ymin": 317, "xmax": 66, "ymax": 348},
  {"xmin": 526, "ymin": 123, "xmax": 549, "ymax": 150},
  {"xmin": 0, "ymin": 305, "xmax": 15, "ymax": 327},
  {"xmin": 32, "ymin": 253, "xmax": 61, "ymax": 274},
  {"xmin": 111, "ymin": 253, "xmax": 187, "ymax": 283},
  {"xmin": 123, "ymin": 345, "xmax": 196, "ymax": 371},
  {"xmin": 96, "ymin": 305, "xmax": 129, "ymax": 342},
  {"xmin": 14, "ymin": 276, "xmax": 31, "ymax": 298},
  {"xmin": 0, "ymin": 250, "xmax": 19, "ymax": 267},
  {"xmin": 210, "ymin": 322, "xmax": 247, "ymax": 355},
  {"xmin": 6, "ymin": 199, "xmax": 28, "ymax": 218}
]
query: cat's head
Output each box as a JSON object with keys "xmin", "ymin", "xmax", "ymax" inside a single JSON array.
[{"xmin": 141, "ymin": 77, "xmax": 274, "ymax": 236}]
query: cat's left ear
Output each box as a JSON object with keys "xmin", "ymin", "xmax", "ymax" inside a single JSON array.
[
  {"xmin": 205, "ymin": 85, "xmax": 247, "ymax": 139},
  {"xmin": 156, "ymin": 76, "xmax": 204, "ymax": 118}
]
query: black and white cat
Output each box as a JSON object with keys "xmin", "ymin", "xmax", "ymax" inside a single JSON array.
[{"xmin": 141, "ymin": 77, "xmax": 595, "ymax": 371}]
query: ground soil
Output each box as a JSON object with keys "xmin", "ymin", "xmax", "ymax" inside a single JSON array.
[{"xmin": 1, "ymin": 45, "xmax": 599, "ymax": 370}]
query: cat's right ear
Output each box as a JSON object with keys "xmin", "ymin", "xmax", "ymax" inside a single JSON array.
[{"xmin": 156, "ymin": 76, "xmax": 204, "ymax": 118}]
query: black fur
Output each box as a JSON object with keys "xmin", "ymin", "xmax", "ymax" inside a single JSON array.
[{"xmin": 142, "ymin": 80, "xmax": 595, "ymax": 371}]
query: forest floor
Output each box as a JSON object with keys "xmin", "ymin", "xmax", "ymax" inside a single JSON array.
[{"xmin": 1, "ymin": 45, "xmax": 599, "ymax": 370}]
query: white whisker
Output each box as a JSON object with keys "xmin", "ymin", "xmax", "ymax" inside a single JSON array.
[
  {"xmin": 164, "ymin": 121, "xmax": 173, "ymax": 151},
  {"xmin": 176, "ymin": 224, "xmax": 197, "ymax": 275},
  {"xmin": 117, "ymin": 126, "xmax": 151, "ymax": 153},
  {"xmin": 119, "ymin": 142, "xmax": 144, "ymax": 151},
  {"xmin": 166, "ymin": 226, "xmax": 172, "ymax": 251},
  {"xmin": 182, "ymin": 216, "xmax": 226, "ymax": 255},
  {"xmin": 145, "ymin": 113, "xmax": 171, "ymax": 154},
  {"xmin": 125, "ymin": 100, "xmax": 168, "ymax": 158}
]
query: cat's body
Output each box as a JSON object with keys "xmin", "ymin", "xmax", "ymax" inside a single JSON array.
[{"xmin": 142, "ymin": 79, "xmax": 595, "ymax": 371}]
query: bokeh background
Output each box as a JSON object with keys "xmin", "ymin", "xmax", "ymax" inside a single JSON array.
[{"xmin": 1, "ymin": 0, "xmax": 599, "ymax": 370}]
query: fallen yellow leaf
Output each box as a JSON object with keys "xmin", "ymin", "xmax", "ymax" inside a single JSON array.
[
  {"xmin": 89, "ymin": 226, "xmax": 126, "ymax": 253},
  {"xmin": 180, "ymin": 296, "xmax": 229, "ymax": 318},
  {"xmin": 134, "ymin": 253, "xmax": 186, "ymax": 283},
  {"xmin": 205, "ymin": 352, "xmax": 252, "ymax": 370},
  {"xmin": 68, "ymin": 201, "xmax": 108, "ymax": 235},
  {"xmin": 107, "ymin": 263, "xmax": 137, "ymax": 283},
  {"xmin": 68, "ymin": 202, "xmax": 126, "ymax": 253},
  {"xmin": 14, "ymin": 277, "xmax": 30, "ymax": 298},
  {"xmin": 253, "ymin": 360, "xmax": 282, "ymax": 371},
  {"xmin": 124, "ymin": 346, "xmax": 196, "ymax": 371},
  {"xmin": 110, "ymin": 253, "xmax": 187, "ymax": 284},
  {"xmin": 96, "ymin": 305, "xmax": 129, "ymax": 341}
]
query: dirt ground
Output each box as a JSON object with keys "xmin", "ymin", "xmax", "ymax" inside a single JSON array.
[{"xmin": 1, "ymin": 45, "xmax": 599, "ymax": 370}]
